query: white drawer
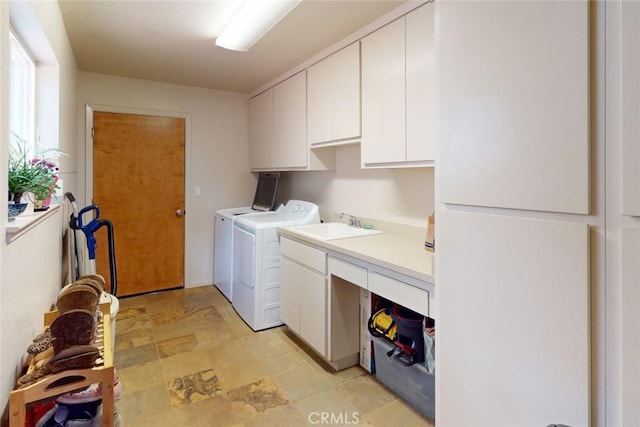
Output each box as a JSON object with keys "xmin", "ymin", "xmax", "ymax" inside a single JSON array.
[
  {"xmin": 329, "ymin": 257, "xmax": 368, "ymax": 289},
  {"xmin": 369, "ymin": 272, "xmax": 429, "ymax": 317},
  {"xmin": 280, "ymin": 237, "xmax": 327, "ymax": 274}
]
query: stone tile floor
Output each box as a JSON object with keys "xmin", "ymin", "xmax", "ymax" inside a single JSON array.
[{"xmin": 114, "ymin": 285, "xmax": 433, "ymax": 426}]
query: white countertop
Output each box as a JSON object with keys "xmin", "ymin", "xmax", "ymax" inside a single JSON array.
[{"xmin": 279, "ymin": 223, "xmax": 435, "ymax": 284}]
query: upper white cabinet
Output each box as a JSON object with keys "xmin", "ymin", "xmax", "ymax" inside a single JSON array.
[
  {"xmin": 273, "ymin": 71, "xmax": 307, "ymax": 169},
  {"xmin": 308, "ymin": 43, "xmax": 361, "ymax": 146},
  {"xmin": 621, "ymin": 1, "xmax": 640, "ymax": 216},
  {"xmin": 248, "ymin": 88, "xmax": 274, "ymax": 170},
  {"xmin": 361, "ymin": 18, "xmax": 405, "ymax": 165},
  {"xmin": 249, "ymin": 71, "xmax": 307, "ymax": 171},
  {"xmin": 361, "ymin": 3, "xmax": 435, "ymax": 168},
  {"xmin": 249, "ymin": 71, "xmax": 335, "ymax": 171},
  {"xmin": 438, "ymin": 1, "xmax": 589, "ymax": 214},
  {"xmin": 405, "ymin": 5, "xmax": 435, "ymax": 162}
]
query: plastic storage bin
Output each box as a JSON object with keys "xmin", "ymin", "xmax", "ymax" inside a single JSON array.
[{"xmin": 372, "ymin": 335, "xmax": 435, "ymax": 419}]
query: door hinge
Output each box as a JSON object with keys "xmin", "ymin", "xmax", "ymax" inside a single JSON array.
[{"xmin": 91, "ymin": 127, "xmax": 94, "ymax": 138}]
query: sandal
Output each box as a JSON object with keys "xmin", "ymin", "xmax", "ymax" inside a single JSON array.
[
  {"xmin": 16, "ymin": 356, "xmax": 52, "ymax": 388},
  {"xmin": 27, "ymin": 330, "xmax": 53, "ymax": 355}
]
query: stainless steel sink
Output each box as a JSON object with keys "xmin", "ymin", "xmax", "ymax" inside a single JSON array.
[{"xmin": 288, "ymin": 222, "xmax": 383, "ymax": 241}]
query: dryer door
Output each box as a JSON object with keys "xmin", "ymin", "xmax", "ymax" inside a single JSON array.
[
  {"xmin": 232, "ymin": 224, "xmax": 257, "ymax": 329},
  {"xmin": 233, "ymin": 225, "xmax": 255, "ymax": 290},
  {"xmin": 214, "ymin": 214, "xmax": 233, "ymax": 301}
]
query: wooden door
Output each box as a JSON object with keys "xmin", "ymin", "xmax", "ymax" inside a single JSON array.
[{"xmin": 92, "ymin": 112, "xmax": 185, "ymax": 296}]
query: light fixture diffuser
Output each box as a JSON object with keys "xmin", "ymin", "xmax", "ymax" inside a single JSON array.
[{"xmin": 216, "ymin": 0, "xmax": 303, "ymax": 52}]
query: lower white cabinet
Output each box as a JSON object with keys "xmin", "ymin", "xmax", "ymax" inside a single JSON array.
[
  {"xmin": 279, "ymin": 256, "xmax": 301, "ymax": 333},
  {"xmin": 280, "ymin": 257, "xmax": 327, "ymax": 356},
  {"xmin": 438, "ymin": 210, "xmax": 589, "ymax": 426},
  {"xmin": 281, "ymin": 234, "xmax": 434, "ymax": 372},
  {"xmin": 280, "ymin": 237, "xmax": 328, "ymax": 357}
]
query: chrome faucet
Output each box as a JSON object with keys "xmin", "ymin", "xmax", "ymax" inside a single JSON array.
[{"xmin": 339, "ymin": 212, "xmax": 362, "ymax": 228}]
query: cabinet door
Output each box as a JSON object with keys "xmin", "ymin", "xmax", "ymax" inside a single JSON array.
[
  {"xmin": 361, "ymin": 18, "xmax": 406, "ymax": 165},
  {"xmin": 307, "ymin": 55, "xmax": 333, "ymax": 144},
  {"xmin": 331, "ymin": 43, "xmax": 361, "ymax": 141},
  {"xmin": 438, "ymin": 210, "xmax": 589, "ymax": 426},
  {"xmin": 621, "ymin": 227, "xmax": 640, "ymax": 426},
  {"xmin": 406, "ymin": 4, "xmax": 435, "ymax": 162},
  {"xmin": 280, "ymin": 257, "xmax": 301, "ymax": 334},
  {"xmin": 308, "ymin": 43, "xmax": 361, "ymax": 145},
  {"xmin": 273, "ymin": 71, "xmax": 307, "ymax": 169},
  {"xmin": 299, "ymin": 265, "xmax": 327, "ymax": 357},
  {"xmin": 621, "ymin": 1, "xmax": 640, "ymax": 216},
  {"xmin": 281, "ymin": 255, "xmax": 327, "ymax": 356},
  {"xmin": 438, "ymin": 0, "xmax": 589, "ymax": 213},
  {"xmin": 248, "ymin": 89, "xmax": 274, "ymax": 170}
]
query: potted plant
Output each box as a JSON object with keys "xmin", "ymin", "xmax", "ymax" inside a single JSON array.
[
  {"xmin": 8, "ymin": 137, "xmax": 61, "ymax": 207},
  {"xmin": 28, "ymin": 156, "xmax": 61, "ymax": 208}
]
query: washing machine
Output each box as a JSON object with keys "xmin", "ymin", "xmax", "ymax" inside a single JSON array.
[{"xmin": 232, "ymin": 200, "xmax": 320, "ymax": 331}]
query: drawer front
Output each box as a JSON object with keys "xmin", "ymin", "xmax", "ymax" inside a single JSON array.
[
  {"xmin": 329, "ymin": 257, "xmax": 368, "ymax": 289},
  {"xmin": 280, "ymin": 237, "xmax": 327, "ymax": 274},
  {"xmin": 370, "ymin": 273, "xmax": 429, "ymax": 316}
]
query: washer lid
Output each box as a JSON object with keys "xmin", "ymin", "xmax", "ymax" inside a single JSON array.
[
  {"xmin": 235, "ymin": 213, "xmax": 314, "ymax": 229},
  {"xmin": 216, "ymin": 206, "xmax": 253, "ymax": 219},
  {"xmin": 234, "ymin": 200, "xmax": 320, "ymax": 229}
]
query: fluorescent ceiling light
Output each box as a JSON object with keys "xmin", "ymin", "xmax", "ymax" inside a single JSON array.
[{"xmin": 216, "ymin": 0, "xmax": 303, "ymax": 52}]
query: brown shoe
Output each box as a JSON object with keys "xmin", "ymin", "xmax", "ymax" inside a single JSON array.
[
  {"xmin": 49, "ymin": 345, "xmax": 100, "ymax": 373},
  {"xmin": 57, "ymin": 285, "xmax": 99, "ymax": 314},
  {"xmin": 50, "ymin": 309, "xmax": 95, "ymax": 354},
  {"xmin": 74, "ymin": 276, "xmax": 104, "ymax": 295},
  {"xmin": 77, "ymin": 275, "xmax": 106, "ymax": 292}
]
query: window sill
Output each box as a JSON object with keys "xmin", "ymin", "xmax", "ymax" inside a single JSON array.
[{"xmin": 5, "ymin": 204, "xmax": 60, "ymax": 243}]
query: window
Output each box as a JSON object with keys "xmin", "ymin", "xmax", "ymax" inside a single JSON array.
[{"xmin": 9, "ymin": 30, "xmax": 36, "ymax": 154}]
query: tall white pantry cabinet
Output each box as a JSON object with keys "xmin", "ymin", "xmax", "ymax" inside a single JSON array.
[
  {"xmin": 607, "ymin": 1, "xmax": 640, "ymax": 426},
  {"xmin": 437, "ymin": 0, "xmax": 640, "ymax": 424},
  {"xmin": 436, "ymin": 1, "xmax": 596, "ymax": 426}
]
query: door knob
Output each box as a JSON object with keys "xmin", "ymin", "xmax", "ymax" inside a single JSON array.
[{"xmin": 176, "ymin": 209, "xmax": 184, "ymax": 217}]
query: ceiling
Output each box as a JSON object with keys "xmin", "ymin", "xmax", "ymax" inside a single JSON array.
[{"xmin": 58, "ymin": 0, "xmax": 408, "ymax": 94}]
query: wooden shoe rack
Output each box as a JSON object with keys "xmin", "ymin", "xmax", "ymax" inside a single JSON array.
[{"xmin": 9, "ymin": 302, "xmax": 115, "ymax": 426}]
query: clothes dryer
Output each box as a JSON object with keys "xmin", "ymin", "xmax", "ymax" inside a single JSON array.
[
  {"xmin": 213, "ymin": 173, "xmax": 280, "ymax": 301},
  {"xmin": 214, "ymin": 207, "xmax": 265, "ymax": 301}
]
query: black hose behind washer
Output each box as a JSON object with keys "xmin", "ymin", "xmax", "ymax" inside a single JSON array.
[{"xmin": 99, "ymin": 218, "xmax": 118, "ymax": 296}]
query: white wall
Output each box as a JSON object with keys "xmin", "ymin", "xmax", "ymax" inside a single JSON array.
[
  {"xmin": 279, "ymin": 144, "xmax": 435, "ymax": 227},
  {"xmin": 0, "ymin": 0, "xmax": 76, "ymax": 417},
  {"xmin": 76, "ymin": 73, "xmax": 255, "ymax": 288}
]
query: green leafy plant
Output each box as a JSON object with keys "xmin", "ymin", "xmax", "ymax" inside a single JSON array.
[{"xmin": 8, "ymin": 134, "xmax": 61, "ymax": 204}]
